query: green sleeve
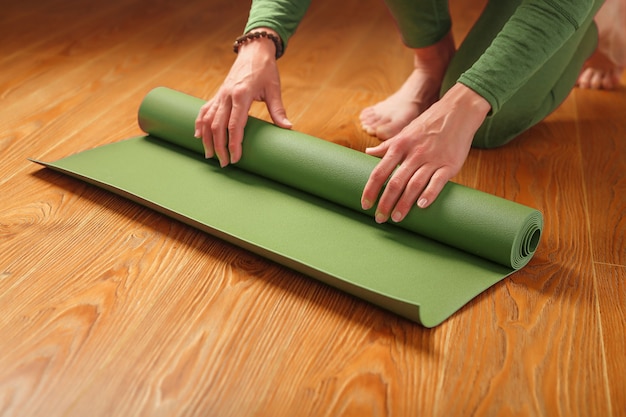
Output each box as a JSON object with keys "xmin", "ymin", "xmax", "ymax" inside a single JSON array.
[
  {"xmin": 383, "ymin": 0, "xmax": 451, "ymax": 48},
  {"xmin": 457, "ymin": 0, "xmax": 596, "ymax": 114},
  {"xmin": 244, "ymin": 0, "xmax": 313, "ymax": 52}
]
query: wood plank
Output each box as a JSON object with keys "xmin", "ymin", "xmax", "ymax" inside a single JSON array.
[
  {"xmin": 576, "ymin": 87, "xmax": 626, "ymax": 266},
  {"xmin": 594, "ymin": 264, "xmax": 626, "ymax": 416},
  {"xmin": 2, "ymin": 0, "xmax": 243, "ymax": 179},
  {"xmin": 575, "ymin": 74, "xmax": 626, "ymax": 417},
  {"xmin": 458, "ymin": 98, "xmax": 611, "ymax": 415}
]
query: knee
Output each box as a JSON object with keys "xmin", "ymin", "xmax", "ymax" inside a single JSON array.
[{"xmin": 471, "ymin": 114, "xmax": 532, "ymax": 149}]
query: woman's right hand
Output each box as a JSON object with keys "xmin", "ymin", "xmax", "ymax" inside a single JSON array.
[{"xmin": 195, "ymin": 28, "xmax": 292, "ymax": 167}]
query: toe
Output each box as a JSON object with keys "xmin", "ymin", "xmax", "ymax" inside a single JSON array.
[
  {"xmin": 376, "ymin": 121, "xmax": 402, "ymax": 140},
  {"xmin": 577, "ymin": 68, "xmax": 592, "ymax": 89}
]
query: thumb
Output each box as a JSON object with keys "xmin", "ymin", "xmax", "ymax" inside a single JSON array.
[{"xmin": 265, "ymin": 90, "xmax": 292, "ymax": 129}]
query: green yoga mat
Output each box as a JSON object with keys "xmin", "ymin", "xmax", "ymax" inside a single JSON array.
[{"xmin": 33, "ymin": 87, "xmax": 543, "ymax": 327}]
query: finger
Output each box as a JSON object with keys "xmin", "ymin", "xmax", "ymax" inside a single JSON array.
[
  {"xmin": 200, "ymin": 100, "xmax": 219, "ymax": 159},
  {"xmin": 210, "ymin": 98, "xmax": 232, "ymax": 167},
  {"xmin": 389, "ymin": 165, "xmax": 431, "ymax": 222},
  {"xmin": 195, "ymin": 101, "xmax": 212, "ymax": 138},
  {"xmin": 361, "ymin": 147, "xmax": 402, "ymax": 213},
  {"xmin": 265, "ymin": 88, "xmax": 292, "ymax": 129},
  {"xmin": 416, "ymin": 168, "xmax": 452, "ymax": 209},
  {"xmin": 375, "ymin": 162, "xmax": 423, "ymax": 223},
  {"xmin": 227, "ymin": 96, "xmax": 252, "ymax": 164}
]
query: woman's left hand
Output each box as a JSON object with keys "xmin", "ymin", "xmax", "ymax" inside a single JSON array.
[{"xmin": 361, "ymin": 83, "xmax": 491, "ymax": 223}]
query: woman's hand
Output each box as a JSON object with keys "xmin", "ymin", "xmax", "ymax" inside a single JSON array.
[
  {"xmin": 361, "ymin": 83, "xmax": 491, "ymax": 223},
  {"xmin": 195, "ymin": 28, "xmax": 292, "ymax": 167}
]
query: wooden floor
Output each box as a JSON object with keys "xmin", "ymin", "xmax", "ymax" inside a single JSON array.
[{"xmin": 1, "ymin": 0, "xmax": 625, "ymax": 415}]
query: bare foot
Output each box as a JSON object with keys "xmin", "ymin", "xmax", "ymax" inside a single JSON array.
[
  {"xmin": 577, "ymin": 48, "xmax": 624, "ymax": 90},
  {"xmin": 360, "ymin": 32, "xmax": 455, "ymax": 140}
]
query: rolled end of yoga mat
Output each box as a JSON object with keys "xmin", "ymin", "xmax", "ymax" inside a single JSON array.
[{"xmin": 138, "ymin": 87, "xmax": 543, "ymax": 269}]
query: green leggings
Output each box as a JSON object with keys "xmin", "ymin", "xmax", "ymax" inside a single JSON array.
[{"xmin": 384, "ymin": 0, "xmax": 603, "ymax": 148}]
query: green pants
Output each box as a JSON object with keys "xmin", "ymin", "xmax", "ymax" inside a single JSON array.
[{"xmin": 384, "ymin": 0, "xmax": 603, "ymax": 148}]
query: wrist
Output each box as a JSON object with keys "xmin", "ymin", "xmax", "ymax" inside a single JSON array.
[
  {"xmin": 233, "ymin": 28, "xmax": 284, "ymax": 59},
  {"xmin": 445, "ymin": 83, "xmax": 491, "ymax": 116}
]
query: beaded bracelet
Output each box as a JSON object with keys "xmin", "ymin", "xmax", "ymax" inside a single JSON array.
[{"xmin": 233, "ymin": 31, "xmax": 284, "ymax": 59}]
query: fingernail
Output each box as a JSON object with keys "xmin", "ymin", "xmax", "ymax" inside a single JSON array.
[
  {"xmin": 417, "ymin": 198, "xmax": 428, "ymax": 208},
  {"xmin": 375, "ymin": 212, "xmax": 387, "ymax": 224},
  {"xmin": 391, "ymin": 211, "xmax": 403, "ymax": 222},
  {"xmin": 362, "ymin": 199, "xmax": 372, "ymax": 210},
  {"xmin": 194, "ymin": 129, "xmax": 200, "ymax": 138}
]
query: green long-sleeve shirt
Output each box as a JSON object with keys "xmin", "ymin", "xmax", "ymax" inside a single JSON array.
[{"xmin": 244, "ymin": 0, "xmax": 599, "ymax": 114}]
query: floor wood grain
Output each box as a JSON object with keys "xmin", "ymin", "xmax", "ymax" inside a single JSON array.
[{"xmin": 1, "ymin": 0, "xmax": 625, "ymax": 416}]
